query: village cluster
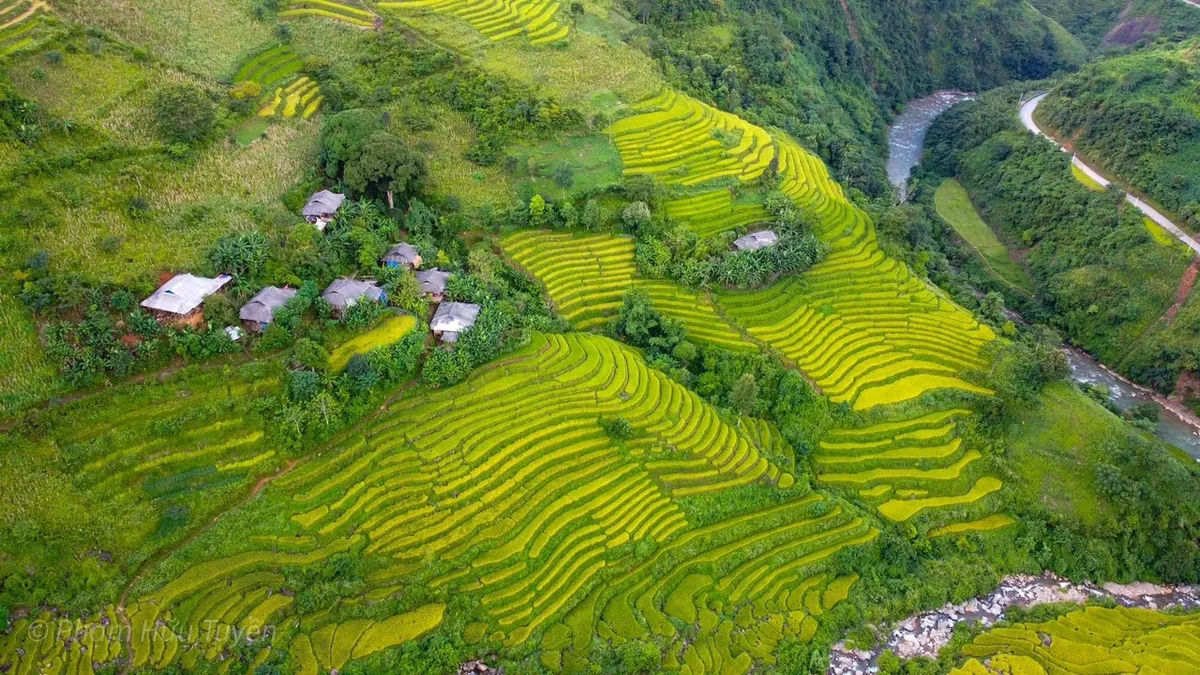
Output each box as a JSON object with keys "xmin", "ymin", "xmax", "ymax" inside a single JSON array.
[{"xmin": 139, "ymin": 190, "xmax": 480, "ymax": 346}]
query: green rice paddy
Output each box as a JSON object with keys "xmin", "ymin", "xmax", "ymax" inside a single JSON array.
[
  {"xmin": 327, "ymin": 313, "xmax": 419, "ymax": 373},
  {"xmin": 934, "ymin": 179, "xmax": 1035, "ymax": 294},
  {"xmin": 378, "ymin": 0, "xmax": 570, "ymax": 45},
  {"xmin": 501, "ymin": 230, "xmax": 756, "ymax": 350},
  {"xmin": 0, "ymin": 332, "xmax": 882, "ymax": 675},
  {"xmin": 951, "ymin": 605, "xmax": 1200, "ymax": 675}
]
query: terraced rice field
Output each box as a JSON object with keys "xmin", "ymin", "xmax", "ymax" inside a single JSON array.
[
  {"xmin": 327, "ymin": 313, "xmax": 418, "ymax": 372},
  {"xmin": 663, "ymin": 189, "xmax": 770, "ymax": 237},
  {"xmin": 234, "ymin": 46, "xmax": 324, "ymax": 120},
  {"xmin": 815, "ymin": 410, "xmax": 1009, "ymax": 527},
  {"xmin": 0, "ymin": 0, "xmax": 49, "ymax": 56},
  {"xmin": 609, "ymin": 90, "xmax": 776, "ymax": 189},
  {"xmin": 0, "ymin": 333, "xmax": 878, "ymax": 675},
  {"xmin": 501, "ymin": 230, "xmax": 755, "ymax": 349},
  {"xmin": 610, "ymin": 91, "xmax": 995, "ymax": 412},
  {"xmin": 40, "ymin": 370, "xmax": 285, "ymax": 521},
  {"xmin": 378, "ymin": 0, "xmax": 571, "ymax": 46},
  {"xmin": 607, "ymin": 89, "xmax": 1007, "ymax": 533},
  {"xmin": 279, "ymin": 0, "xmax": 375, "ymax": 28},
  {"xmin": 951, "ymin": 605, "xmax": 1200, "ymax": 675}
]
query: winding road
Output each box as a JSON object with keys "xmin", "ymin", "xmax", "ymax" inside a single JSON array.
[{"xmin": 1019, "ymin": 93, "xmax": 1200, "ymax": 255}]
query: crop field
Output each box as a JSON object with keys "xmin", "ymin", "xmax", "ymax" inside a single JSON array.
[
  {"xmin": 0, "ymin": 0, "xmax": 49, "ymax": 55},
  {"xmin": 0, "ymin": 291, "xmax": 59, "ymax": 415},
  {"xmin": 378, "ymin": 0, "xmax": 570, "ymax": 46},
  {"xmin": 500, "ymin": 230, "xmax": 755, "ymax": 349},
  {"xmin": 934, "ymin": 179, "xmax": 1034, "ymax": 294},
  {"xmin": 327, "ymin": 313, "xmax": 419, "ymax": 372},
  {"xmin": 814, "ymin": 409, "xmax": 1009, "ymax": 528},
  {"xmin": 951, "ymin": 605, "xmax": 1200, "ymax": 675},
  {"xmin": 604, "ymin": 90, "xmax": 1007, "ymax": 532},
  {"xmin": 235, "ymin": 46, "xmax": 324, "ymax": 120},
  {"xmin": 279, "ymin": 0, "xmax": 376, "ymax": 28},
  {"xmin": 0, "ymin": 332, "xmax": 883, "ymax": 674},
  {"xmin": 608, "ymin": 92, "xmax": 995, "ymax": 413},
  {"xmin": 609, "ymin": 90, "xmax": 776, "ymax": 189},
  {"xmin": 663, "ymin": 189, "xmax": 769, "ymax": 238}
]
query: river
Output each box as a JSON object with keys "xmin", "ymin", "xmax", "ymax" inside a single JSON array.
[
  {"xmin": 885, "ymin": 90, "xmax": 975, "ymax": 201},
  {"xmin": 884, "ymin": 90, "xmax": 1200, "ymax": 460}
]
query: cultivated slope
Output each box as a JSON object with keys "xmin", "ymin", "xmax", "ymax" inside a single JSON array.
[
  {"xmin": 0, "ymin": 333, "xmax": 878, "ymax": 675},
  {"xmin": 605, "ymin": 89, "xmax": 1006, "ymax": 529}
]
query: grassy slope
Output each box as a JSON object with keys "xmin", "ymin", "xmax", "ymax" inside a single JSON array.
[
  {"xmin": 935, "ymin": 179, "xmax": 1035, "ymax": 294},
  {"xmin": 61, "ymin": 0, "xmax": 273, "ymax": 79},
  {"xmin": 0, "ymin": 292, "xmax": 59, "ymax": 414},
  {"xmin": 1001, "ymin": 381, "xmax": 1123, "ymax": 526}
]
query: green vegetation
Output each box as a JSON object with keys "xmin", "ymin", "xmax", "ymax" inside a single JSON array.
[
  {"xmin": 926, "ymin": 85, "xmax": 1192, "ymax": 395},
  {"xmin": 934, "ymin": 179, "xmax": 1035, "ymax": 294},
  {"xmin": 1039, "ymin": 39, "xmax": 1200, "ymax": 229},
  {"xmin": 1070, "ymin": 163, "xmax": 1104, "ymax": 192},
  {"xmin": 6, "ymin": 1, "xmax": 1200, "ymax": 674},
  {"xmin": 949, "ymin": 605, "xmax": 1200, "ymax": 675},
  {"xmin": 379, "ymin": 0, "xmax": 571, "ymax": 46},
  {"xmin": 328, "ymin": 313, "xmax": 418, "ymax": 372}
]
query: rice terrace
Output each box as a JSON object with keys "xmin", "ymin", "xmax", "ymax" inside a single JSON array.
[{"xmin": 2, "ymin": 1, "xmax": 1200, "ymax": 675}]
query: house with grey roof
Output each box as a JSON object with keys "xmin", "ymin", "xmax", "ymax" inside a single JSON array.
[
  {"xmin": 322, "ymin": 278, "xmax": 386, "ymax": 316},
  {"xmin": 430, "ymin": 302, "xmax": 480, "ymax": 344},
  {"xmin": 141, "ymin": 273, "xmax": 232, "ymax": 324},
  {"xmin": 732, "ymin": 230, "xmax": 779, "ymax": 252},
  {"xmin": 381, "ymin": 243, "xmax": 422, "ymax": 270},
  {"xmin": 416, "ymin": 268, "xmax": 452, "ymax": 302},
  {"xmin": 239, "ymin": 286, "xmax": 297, "ymax": 332},
  {"xmin": 302, "ymin": 190, "xmax": 346, "ymax": 231}
]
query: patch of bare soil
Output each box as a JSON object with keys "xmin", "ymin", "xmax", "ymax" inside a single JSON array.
[
  {"xmin": 1165, "ymin": 256, "xmax": 1200, "ymax": 323},
  {"xmin": 1105, "ymin": 15, "xmax": 1161, "ymax": 45}
]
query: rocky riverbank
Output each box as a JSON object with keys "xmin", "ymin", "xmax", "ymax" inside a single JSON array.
[{"xmin": 828, "ymin": 572, "xmax": 1200, "ymax": 675}]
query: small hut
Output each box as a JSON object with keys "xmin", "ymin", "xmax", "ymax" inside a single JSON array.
[
  {"xmin": 322, "ymin": 278, "xmax": 386, "ymax": 317},
  {"xmin": 732, "ymin": 230, "xmax": 779, "ymax": 251},
  {"xmin": 238, "ymin": 286, "xmax": 298, "ymax": 332},
  {"xmin": 380, "ymin": 243, "xmax": 422, "ymax": 270},
  {"xmin": 430, "ymin": 302, "xmax": 481, "ymax": 344},
  {"xmin": 416, "ymin": 268, "xmax": 452, "ymax": 302},
  {"xmin": 140, "ymin": 273, "xmax": 232, "ymax": 326},
  {"xmin": 302, "ymin": 190, "xmax": 346, "ymax": 231}
]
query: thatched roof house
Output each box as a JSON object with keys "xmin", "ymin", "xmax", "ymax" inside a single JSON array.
[
  {"xmin": 732, "ymin": 230, "xmax": 779, "ymax": 251},
  {"xmin": 430, "ymin": 302, "xmax": 480, "ymax": 344},
  {"xmin": 322, "ymin": 278, "xmax": 386, "ymax": 315},
  {"xmin": 239, "ymin": 286, "xmax": 297, "ymax": 331},
  {"xmin": 416, "ymin": 268, "xmax": 452, "ymax": 301},
  {"xmin": 141, "ymin": 273, "xmax": 232, "ymax": 322},
  {"xmin": 302, "ymin": 190, "xmax": 346, "ymax": 230},
  {"xmin": 381, "ymin": 243, "xmax": 422, "ymax": 269}
]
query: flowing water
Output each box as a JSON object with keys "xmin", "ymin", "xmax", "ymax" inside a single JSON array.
[
  {"xmin": 886, "ymin": 90, "xmax": 975, "ymax": 201},
  {"xmin": 885, "ymin": 92, "xmax": 1200, "ymax": 460},
  {"xmin": 1064, "ymin": 347, "xmax": 1200, "ymax": 459}
]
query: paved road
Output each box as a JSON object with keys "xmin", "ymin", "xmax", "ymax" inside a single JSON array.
[{"xmin": 1019, "ymin": 93, "xmax": 1200, "ymax": 256}]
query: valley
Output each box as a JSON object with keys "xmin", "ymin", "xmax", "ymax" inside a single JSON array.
[{"xmin": 1, "ymin": 1, "xmax": 1199, "ymax": 675}]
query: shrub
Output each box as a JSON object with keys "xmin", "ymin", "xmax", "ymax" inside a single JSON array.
[
  {"xmin": 600, "ymin": 416, "xmax": 635, "ymax": 440},
  {"xmin": 153, "ymin": 84, "xmax": 217, "ymax": 145}
]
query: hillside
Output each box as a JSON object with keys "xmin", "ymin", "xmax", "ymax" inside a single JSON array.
[
  {"xmin": 1038, "ymin": 39, "xmax": 1200, "ymax": 230},
  {"xmin": 924, "ymin": 86, "xmax": 1194, "ymax": 396},
  {"xmin": 0, "ymin": 1, "xmax": 1199, "ymax": 674}
]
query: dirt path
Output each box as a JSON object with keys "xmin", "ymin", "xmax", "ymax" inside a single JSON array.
[
  {"xmin": 838, "ymin": 0, "xmax": 860, "ymax": 42},
  {"xmin": 1166, "ymin": 256, "xmax": 1200, "ymax": 323}
]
